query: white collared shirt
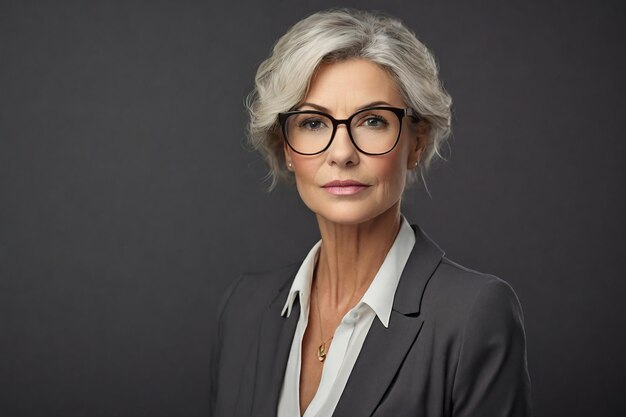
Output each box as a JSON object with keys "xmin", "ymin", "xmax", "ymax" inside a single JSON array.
[{"xmin": 277, "ymin": 216, "xmax": 416, "ymax": 417}]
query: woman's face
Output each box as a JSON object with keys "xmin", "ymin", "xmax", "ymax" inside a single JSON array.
[{"xmin": 284, "ymin": 59, "xmax": 426, "ymax": 225}]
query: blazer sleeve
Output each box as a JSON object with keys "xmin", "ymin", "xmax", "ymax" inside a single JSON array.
[
  {"xmin": 208, "ymin": 276, "xmax": 243, "ymax": 415},
  {"xmin": 451, "ymin": 278, "xmax": 533, "ymax": 417}
]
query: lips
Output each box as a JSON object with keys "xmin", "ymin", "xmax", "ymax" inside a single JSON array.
[{"xmin": 322, "ymin": 180, "xmax": 371, "ymax": 196}]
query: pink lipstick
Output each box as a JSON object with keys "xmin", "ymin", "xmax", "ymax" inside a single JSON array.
[{"xmin": 322, "ymin": 180, "xmax": 371, "ymax": 196}]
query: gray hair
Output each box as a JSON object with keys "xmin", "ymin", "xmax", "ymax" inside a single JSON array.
[{"xmin": 246, "ymin": 8, "xmax": 452, "ymax": 189}]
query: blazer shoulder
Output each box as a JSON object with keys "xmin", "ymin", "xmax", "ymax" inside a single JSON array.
[
  {"xmin": 423, "ymin": 255, "xmax": 525, "ymax": 327},
  {"xmin": 435, "ymin": 255, "xmax": 518, "ymax": 297},
  {"xmin": 438, "ymin": 259, "xmax": 532, "ymax": 415},
  {"xmin": 239, "ymin": 262, "xmax": 300, "ymax": 301},
  {"xmin": 217, "ymin": 262, "xmax": 299, "ymax": 322}
]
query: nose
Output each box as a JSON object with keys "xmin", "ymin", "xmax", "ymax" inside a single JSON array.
[{"xmin": 325, "ymin": 124, "xmax": 360, "ymax": 167}]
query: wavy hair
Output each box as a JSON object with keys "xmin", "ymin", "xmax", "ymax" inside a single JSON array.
[{"xmin": 246, "ymin": 8, "xmax": 452, "ymax": 189}]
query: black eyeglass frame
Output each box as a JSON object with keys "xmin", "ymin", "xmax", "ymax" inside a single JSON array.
[{"xmin": 278, "ymin": 106, "xmax": 420, "ymax": 156}]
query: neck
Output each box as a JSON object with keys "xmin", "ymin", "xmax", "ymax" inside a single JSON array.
[{"xmin": 314, "ymin": 203, "xmax": 402, "ymax": 313}]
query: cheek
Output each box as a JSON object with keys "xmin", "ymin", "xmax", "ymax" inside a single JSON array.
[
  {"xmin": 290, "ymin": 155, "xmax": 317, "ymax": 181},
  {"xmin": 375, "ymin": 154, "xmax": 407, "ymax": 198},
  {"xmin": 290, "ymin": 156, "xmax": 320, "ymax": 200}
]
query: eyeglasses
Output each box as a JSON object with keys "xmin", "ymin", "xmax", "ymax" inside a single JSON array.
[{"xmin": 278, "ymin": 106, "xmax": 419, "ymax": 156}]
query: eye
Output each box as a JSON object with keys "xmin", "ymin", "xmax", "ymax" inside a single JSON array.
[
  {"xmin": 298, "ymin": 117, "xmax": 328, "ymax": 131},
  {"xmin": 359, "ymin": 114, "xmax": 389, "ymax": 128}
]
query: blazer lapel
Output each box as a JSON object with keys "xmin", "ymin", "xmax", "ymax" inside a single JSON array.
[
  {"xmin": 332, "ymin": 225, "xmax": 445, "ymax": 416},
  {"xmin": 249, "ymin": 274, "xmax": 300, "ymax": 416}
]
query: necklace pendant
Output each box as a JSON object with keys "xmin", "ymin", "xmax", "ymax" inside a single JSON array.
[{"xmin": 317, "ymin": 343, "xmax": 327, "ymax": 362}]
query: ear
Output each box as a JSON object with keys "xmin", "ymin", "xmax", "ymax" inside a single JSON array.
[
  {"xmin": 283, "ymin": 141, "xmax": 294, "ymax": 171},
  {"xmin": 408, "ymin": 120, "xmax": 429, "ymax": 168}
]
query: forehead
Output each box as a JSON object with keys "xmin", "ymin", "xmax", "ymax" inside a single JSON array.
[{"xmin": 303, "ymin": 59, "xmax": 404, "ymax": 111}]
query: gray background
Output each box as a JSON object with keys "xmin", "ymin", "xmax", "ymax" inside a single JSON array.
[{"xmin": 1, "ymin": 0, "xmax": 624, "ymax": 416}]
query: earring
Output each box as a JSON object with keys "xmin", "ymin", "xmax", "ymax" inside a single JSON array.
[
  {"xmin": 287, "ymin": 162, "xmax": 293, "ymax": 170},
  {"xmin": 414, "ymin": 161, "xmax": 419, "ymax": 168}
]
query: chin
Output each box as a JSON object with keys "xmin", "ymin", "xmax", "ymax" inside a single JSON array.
[{"xmin": 312, "ymin": 202, "xmax": 395, "ymax": 226}]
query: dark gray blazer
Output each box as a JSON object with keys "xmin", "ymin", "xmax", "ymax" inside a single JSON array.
[{"xmin": 209, "ymin": 225, "xmax": 532, "ymax": 416}]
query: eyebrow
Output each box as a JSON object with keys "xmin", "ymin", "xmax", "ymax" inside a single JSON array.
[{"xmin": 295, "ymin": 100, "xmax": 395, "ymax": 113}]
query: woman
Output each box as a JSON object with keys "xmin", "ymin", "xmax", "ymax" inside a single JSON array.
[{"xmin": 210, "ymin": 8, "xmax": 532, "ymax": 417}]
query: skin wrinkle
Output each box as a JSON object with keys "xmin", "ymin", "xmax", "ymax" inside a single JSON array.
[
  {"xmin": 315, "ymin": 210, "xmax": 400, "ymax": 311},
  {"xmin": 284, "ymin": 58, "xmax": 428, "ymax": 413},
  {"xmin": 283, "ymin": 59, "xmax": 428, "ymax": 314},
  {"xmin": 288, "ymin": 60, "xmax": 424, "ymax": 312}
]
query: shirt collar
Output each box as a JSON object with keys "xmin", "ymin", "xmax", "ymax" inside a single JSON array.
[
  {"xmin": 360, "ymin": 216, "xmax": 415, "ymax": 327},
  {"xmin": 281, "ymin": 216, "xmax": 416, "ymax": 328},
  {"xmin": 281, "ymin": 240, "xmax": 321, "ymax": 318}
]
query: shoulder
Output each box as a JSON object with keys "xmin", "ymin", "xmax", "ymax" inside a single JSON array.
[
  {"xmin": 398, "ymin": 224, "xmax": 524, "ymax": 326},
  {"xmin": 211, "ymin": 262, "xmax": 300, "ymax": 369},
  {"xmin": 209, "ymin": 262, "xmax": 301, "ymax": 414},
  {"xmin": 419, "ymin": 254, "xmax": 526, "ymax": 338},
  {"xmin": 429, "ymin": 261, "xmax": 532, "ymax": 414},
  {"xmin": 430, "ymin": 255, "xmax": 521, "ymax": 306},
  {"xmin": 226, "ymin": 262, "xmax": 299, "ymax": 301},
  {"xmin": 216, "ymin": 262, "xmax": 300, "ymax": 327},
  {"xmin": 219, "ymin": 262, "xmax": 300, "ymax": 309}
]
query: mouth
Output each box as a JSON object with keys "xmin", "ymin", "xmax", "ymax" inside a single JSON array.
[{"xmin": 321, "ymin": 180, "xmax": 371, "ymax": 196}]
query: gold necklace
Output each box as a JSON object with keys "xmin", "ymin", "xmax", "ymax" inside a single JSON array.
[{"xmin": 314, "ymin": 284, "xmax": 333, "ymax": 362}]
